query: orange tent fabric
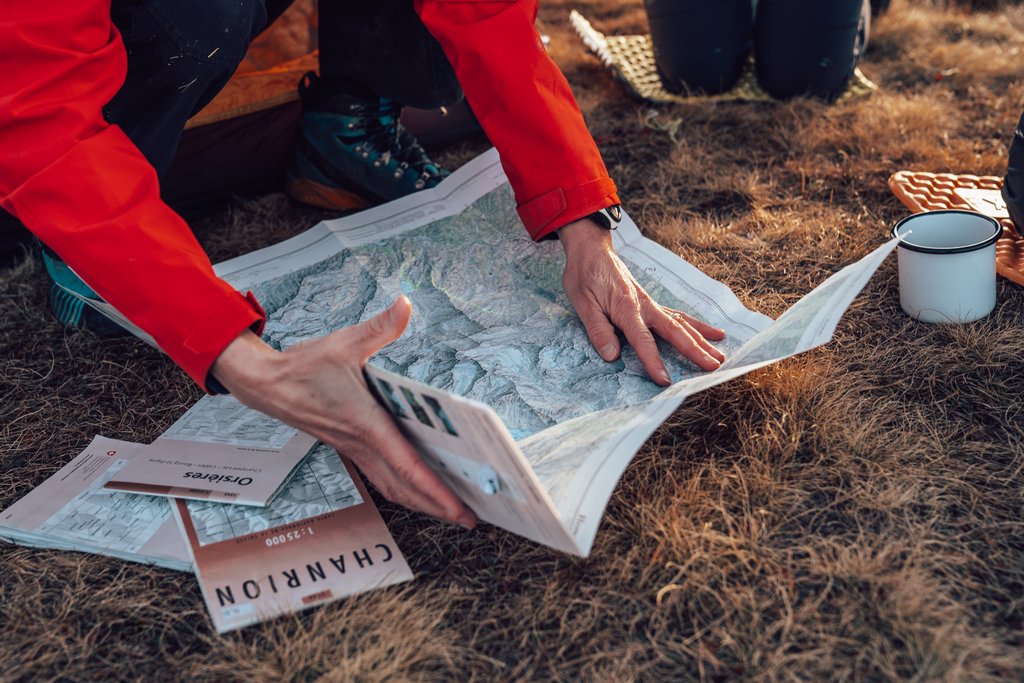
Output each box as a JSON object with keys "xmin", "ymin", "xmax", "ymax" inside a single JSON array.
[{"xmin": 185, "ymin": 0, "xmax": 318, "ymax": 130}]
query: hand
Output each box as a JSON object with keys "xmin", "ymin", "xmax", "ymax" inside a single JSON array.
[
  {"xmin": 210, "ymin": 296, "xmax": 476, "ymax": 529},
  {"xmin": 558, "ymin": 218, "xmax": 726, "ymax": 386}
]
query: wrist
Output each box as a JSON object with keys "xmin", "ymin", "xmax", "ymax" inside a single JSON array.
[
  {"xmin": 210, "ymin": 329, "xmax": 284, "ymax": 397},
  {"xmin": 558, "ymin": 217, "xmax": 614, "ymax": 255}
]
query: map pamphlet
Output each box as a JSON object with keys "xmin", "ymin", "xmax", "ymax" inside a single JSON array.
[
  {"xmin": 208, "ymin": 148, "xmax": 898, "ymax": 557},
  {"xmin": 172, "ymin": 443, "xmax": 413, "ymax": 633},
  {"xmin": 365, "ymin": 365, "xmax": 578, "ymax": 552},
  {"xmin": 105, "ymin": 395, "xmax": 318, "ymax": 506},
  {"xmin": 0, "ymin": 436, "xmax": 191, "ymax": 571}
]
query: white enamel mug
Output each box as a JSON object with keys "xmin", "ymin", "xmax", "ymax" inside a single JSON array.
[{"xmin": 891, "ymin": 210, "xmax": 1002, "ymax": 323}]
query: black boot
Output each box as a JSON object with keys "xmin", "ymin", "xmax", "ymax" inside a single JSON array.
[{"xmin": 286, "ymin": 73, "xmax": 449, "ymax": 211}]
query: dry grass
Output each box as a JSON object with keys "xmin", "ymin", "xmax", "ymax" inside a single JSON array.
[{"xmin": 3, "ymin": 0, "xmax": 1024, "ymax": 680}]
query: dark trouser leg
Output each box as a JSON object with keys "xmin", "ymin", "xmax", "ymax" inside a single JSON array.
[
  {"xmin": 754, "ymin": 0, "xmax": 864, "ymax": 102},
  {"xmin": 1002, "ymin": 111, "xmax": 1024, "ymax": 232},
  {"xmin": 643, "ymin": 0, "xmax": 753, "ymax": 95},
  {"xmin": 317, "ymin": 0, "xmax": 462, "ymax": 108},
  {"xmin": 0, "ymin": 210, "xmax": 29, "ymax": 267},
  {"xmin": 103, "ymin": 0, "xmax": 280, "ymax": 175}
]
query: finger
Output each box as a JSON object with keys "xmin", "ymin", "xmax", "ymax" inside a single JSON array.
[
  {"xmin": 648, "ymin": 308, "xmax": 723, "ymax": 371},
  {"xmin": 611, "ymin": 305, "xmax": 671, "ymax": 386},
  {"xmin": 656, "ymin": 309, "xmax": 725, "ymax": 364},
  {"xmin": 664, "ymin": 307, "xmax": 727, "ymax": 342},
  {"xmin": 360, "ymin": 453, "xmax": 473, "ymax": 527},
  {"xmin": 348, "ymin": 296, "xmax": 413, "ymax": 361},
  {"xmin": 354, "ymin": 444, "xmax": 476, "ymax": 529},
  {"xmin": 574, "ymin": 297, "xmax": 621, "ymax": 361},
  {"xmin": 345, "ymin": 404, "xmax": 476, "ymax": 528}
]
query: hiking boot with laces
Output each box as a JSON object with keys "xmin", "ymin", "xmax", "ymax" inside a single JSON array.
[{"xmin": 286, "ymin": 73, "xmax": 450, "ymax": 211}]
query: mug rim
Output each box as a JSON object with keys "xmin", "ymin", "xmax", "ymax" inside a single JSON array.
[{"xmin": 891, "ymin": 210, "xmax": 1003, "ymax": 255}]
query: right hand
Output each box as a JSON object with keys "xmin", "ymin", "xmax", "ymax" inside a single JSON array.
[
  {"xmin": 210, "ymin": 296, "xmax": 476, "ymax": 529},
  {"xmin": 559, "ymin": 218, "xmax": 725, "ymax": 385}
]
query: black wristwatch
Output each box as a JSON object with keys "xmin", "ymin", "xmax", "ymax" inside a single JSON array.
[{"xmin": 587, "ymin": 204, "xmax": 623, "ymax": 230}]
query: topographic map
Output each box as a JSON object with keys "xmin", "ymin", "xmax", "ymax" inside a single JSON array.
[
  {"xmin": 0, "ymin": 151, "xmax": 893, "ymax": 564},
  {"xmin": 185, "ymin": 444, "xmax": 361, "ymax": 546},
  {"xmin": 162, "ymin": 395, "xmax": 297, "ymax": 450},
  {"xmin": 253, "ymin": 186, "xmax": 747, "ymax": 440},
  {"xmin": 39, "ymin": 459, "xmax": 171, "ymax": 555},
  {"xmin": 209, "ymin": 149, "xmax": 894, "ymax": 556}
]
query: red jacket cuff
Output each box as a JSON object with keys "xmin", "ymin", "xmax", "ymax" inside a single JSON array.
[
  {"xmin": 415, "ymin": 0, "xmax": 620, "ymax": 242},
  {"xmin": 518, "ymin": 177, "xmax": 620, "ymax": 240},
  {"xmin": 181, "ymin": 290, "xmax": 266, "ymax": 393}
]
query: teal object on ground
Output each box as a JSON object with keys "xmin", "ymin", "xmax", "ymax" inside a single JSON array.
[{"xmin": 40, "ymin": 246, "xmax": 125, "ymax": 336}]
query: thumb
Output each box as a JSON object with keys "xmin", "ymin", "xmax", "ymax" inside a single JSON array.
[{"xmin": 350, "ymin": 296, "xmax": 412, "ymax": 360}]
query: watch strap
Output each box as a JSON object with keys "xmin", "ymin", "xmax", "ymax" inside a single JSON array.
[{"xmin": 588, "ymin": 204, "xmax": 623, "ymax": 230}]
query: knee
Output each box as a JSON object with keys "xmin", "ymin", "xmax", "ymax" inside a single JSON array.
[
  {"xmin": 139, "ymin": 0, "xmax": 269, "ymax": 70},
  {"xmin": 754, "ymin": 0, "xmax": 863, "ymax": 101},
  {"xmin": 644, "ymin": 0, "xmax": 752, "ymax": 94}
]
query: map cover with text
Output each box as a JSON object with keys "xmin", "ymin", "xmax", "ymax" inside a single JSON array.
[
  {"xmin": 0, "ymin": 436, "xmax": 191, "ymax": 571},
  {"xmin": 172, "ymin": 443, "xmax": 413, "ymax": 634},
  {"xmin": 105, "ymin": 395, "xmax": 318, "ymax": 506}
]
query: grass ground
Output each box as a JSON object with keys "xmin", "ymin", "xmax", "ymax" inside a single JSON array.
[{"xmin": 2, "ymin": 0, "xmax": 1024, "ymax": 680}]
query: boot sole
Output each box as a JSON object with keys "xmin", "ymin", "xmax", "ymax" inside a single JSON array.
[{"xmin": 286, "ymin": 178, "xmax": 373, "ymax": 212}]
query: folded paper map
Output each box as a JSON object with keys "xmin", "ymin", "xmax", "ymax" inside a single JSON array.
[
  {"xmin": 105, "ymin": 395, "xmax": 318, "ymax": 506},
  {"xmin": 0, "ymin": 436, "xmax": 411, "ymax": 633},
  {"xmin": 212, "ymin": 149, "xmax": 897, "ymax": 556},
  {"xmin": 0, "ymin": 436, "xmax": 191, "ymax": 571},
  {"xmin": 172, "ymin": 443, "xmax": 412, "ymax": 633},
  {"xmin": 11, "ymin": 149, "xmax": 897, "ymax": 569}
]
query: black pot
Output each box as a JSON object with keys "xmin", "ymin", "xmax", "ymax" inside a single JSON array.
[{"xmin": 643, "ymin": 0, "xmax": 753, "ymax": 95}]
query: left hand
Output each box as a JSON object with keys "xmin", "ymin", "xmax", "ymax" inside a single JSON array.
[{"xmin": 558, "ymin": 218, "xmax": 726, "ymax": 386}]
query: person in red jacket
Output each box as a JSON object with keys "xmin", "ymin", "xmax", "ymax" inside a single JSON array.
[{"xmin": 0, "ymin": 0, "xmax": 725, "ymax": 529}]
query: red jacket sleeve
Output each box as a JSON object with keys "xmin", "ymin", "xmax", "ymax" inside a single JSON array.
[
  {"xmin": 0, "ymin": 1, "xmax": 265, "ymax": 391},
  {"xmin": 414, "ymin": 0, "xmax": 620, "ymax": 240}
]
